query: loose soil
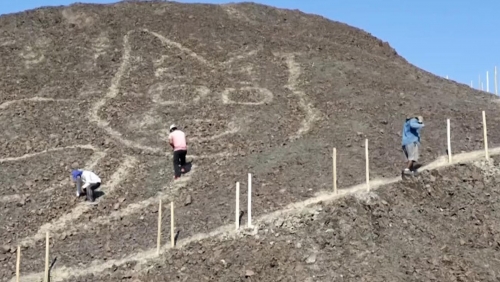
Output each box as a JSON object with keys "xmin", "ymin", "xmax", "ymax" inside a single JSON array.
[
  {"xmin": 77, "ymin": 159, "xmax": 500, "ymax": 282},
  {"xmin": 1, "ymin": 1, "xmax": 500, "ymax": 281}
]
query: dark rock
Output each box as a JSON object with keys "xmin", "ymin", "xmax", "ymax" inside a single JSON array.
[
  {"xmin": 245, "ymin": 270, "xmax": 255, "ymax": 277},
  {"xmin": 0, "ymin": 246, "xmax": 10, "ymax": 254},
  {"xmin": 184, "ymin": 195, "xmax": 192, "ymax": 206}
]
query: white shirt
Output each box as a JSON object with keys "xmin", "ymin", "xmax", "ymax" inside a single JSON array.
[{"xmin": 81, "ymin": 170, "xmax": 101, "ymax": 189}]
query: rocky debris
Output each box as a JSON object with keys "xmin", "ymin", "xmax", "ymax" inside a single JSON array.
[
  {"xmin": 0, "ymin": 245, "xmax": 11, "ymax": 254},
  {"xmin": 16, "ymin": 199, "xmax": 26, "ymax": 207},
  {"xmin": 101, "ymin": 162, "xmax": 500, "ymax": 282},
  {"xmin": 245, "ymin": 269, "xmax": 255, "ymax": 277},
  {"xmin": 305, "ymin": 253, "xmax": 317, "ymax": 264},
  {"xmin": 184, "ymin": 195, "xmax": 192, "ymax": 206},
  {"xmin": 1, "ymin": 1, "xmax": 500, "ymax": 281}
]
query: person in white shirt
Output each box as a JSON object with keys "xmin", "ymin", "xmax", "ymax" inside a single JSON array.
[{"xmin": 71, "ymin": 169, "xmax": 101, "ymax": 202}]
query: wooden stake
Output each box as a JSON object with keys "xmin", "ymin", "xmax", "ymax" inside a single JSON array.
[
  {"xmin": 44, "ymin": 232, "xmax": 49, "ymax": 282},
  {"xmin": 483, "ymin": 111, "xmax": 489, "ymax": 160},
  {"xmin": 495, "ymin": 66, "xmax": 498, "ymax": 95},
  {"xmin": 365, "ymin": 139, "xmax": 369, "ymax": 191},
  {"xmin": 170, "ymin": 202, "xmax": 175, "ymax": 248},
  {"xmin": 481, "ymin": 82, "xmax": 484, "ymax": 91},
  {"xmin": 333, "ymin": 148, "xmax": 337, "ymax": 194},
  {"xmin": 447, "ymin": 119, "xmax": 452, "ymax": 163},
  {"xmin": 235, "ymin": 182, "xmax": 240, "ymax": 230},
  {"xmin": 487, "ymin": 71, "xmax": 490, "ymax": 92},
  {"xmin": 157, "ymin": 199, "xmax": 162, "ymax": 255},
  {"xmin": 16, "ymin": 246, "xmax": 20, "ymax": 282},
  {"xmin": 247, "ymin": 173, "xmax": 252, "ymax": 228}
]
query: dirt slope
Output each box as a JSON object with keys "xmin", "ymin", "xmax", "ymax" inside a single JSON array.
[
  {"xmin": 1, "ymin": 1, "xmax": 500, "ymax": 281},
  {"xmin": 84, "ymin": 158, "xmax": 500, "ymax": 282}
]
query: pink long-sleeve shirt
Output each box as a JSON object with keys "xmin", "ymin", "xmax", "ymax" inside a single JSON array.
[{"xmin": 168, "ymin": 130, "xmax": 187, "ymax": 151}]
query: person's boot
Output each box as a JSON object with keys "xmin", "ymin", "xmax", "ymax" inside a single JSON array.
[
  {"xmin": 403, "ymin": 168, "xmax": 413, "ymax": 175},
  {"xmin": 411, "ymin": 163, "xmax": 419, "ymax": 173}
]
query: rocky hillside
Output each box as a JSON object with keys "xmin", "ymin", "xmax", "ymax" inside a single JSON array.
[
  {"xmin": 1, "ymin": 1, "xmax": 500, "ymax": 281},
  {"xmin": 98, "ymin": 158, "xmax": 500, "ymax": 282}
]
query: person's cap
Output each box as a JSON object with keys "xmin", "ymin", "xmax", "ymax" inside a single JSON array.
[
  {"xmin": 169, "ymin": 124, "xmax": 177, "ymax": 131},
  {"xmin": 71, "ymin": 169, "xmax": 82, "ymax": 180},
  {"xmin": 416, "ymin": 116, "xmax": 423, "ymax": 123}
]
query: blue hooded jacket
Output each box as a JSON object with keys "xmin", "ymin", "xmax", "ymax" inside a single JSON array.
[
  {"xmin": 71, "ymin": 169, "xmax": 83, "ymax": 181},
  {"xmin": 402, "ymin": 118, "xmax": 424, "ymax": 146}
]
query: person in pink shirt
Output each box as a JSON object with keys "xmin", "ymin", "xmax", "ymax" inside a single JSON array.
[{"xmin": 168, "ymin": 124, "xmax": 187, "ymax": 180}]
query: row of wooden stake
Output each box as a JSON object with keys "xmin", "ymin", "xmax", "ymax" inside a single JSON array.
[
  {"xmin": 157, "ymin": 200, "xmax": 175, "ymax": 254},
  {"xmin": 15, "ymin": 232, "xmax": 49, "ymax": 282},
  {"xmin": 470, "ymin": 66, "xmax": 499, "ymax": 95},
  {"xmin": 330, "ymin": 110, "xmax": 491, "ymax": 194},
  {"xmin": 13, "ymin": 111, "xmax": 492, "ymax": 282},
  {"xmin": 446, "ymin": 110, "xmax": 489, "ymax": 162},
  {"xmin": 235, "ymin": 173, "xmax": 253, "ymax": 230},
  {"xmin": 330, "ymin": 138, "xmax": 371, "ymax": 194},
  {"xmin": 157, "ymin": 173, "xmax": 255, "ymax": 254},
  {"xmin": 14, "ymin": 173, "xmax": 257, "ymax": 281},
  {"xmin": 18, "ymin": 203, "xmax": 180, "ymax": 281}
]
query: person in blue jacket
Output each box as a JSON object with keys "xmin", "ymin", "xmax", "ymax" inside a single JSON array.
[{"xmin": 401, "ymin": 115, "xmax": 424, "ymax": 175}]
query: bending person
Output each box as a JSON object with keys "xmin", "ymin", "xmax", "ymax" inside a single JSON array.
[{"xmin": 71, "ymin": 169, "xmax": 101, "ymax": 202}]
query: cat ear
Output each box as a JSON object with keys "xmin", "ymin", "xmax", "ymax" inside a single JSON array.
[
  {"xmin": 144, "ymin": 29, "xmax": 214, "ymax": 105},
  {"xmin": 145, "ymin": 29, "xmax": 215, "ymax": 81}
]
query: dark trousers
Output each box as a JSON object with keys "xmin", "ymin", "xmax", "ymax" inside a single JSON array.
[
  {"xmin": 89, "ymin": 182, "xmax": 101, "ymax": 191},
  {"xmin": 87, "ymin": 182, "xmax": 100, "ymax": 202},
  {"xmin": 77, "ymin": 180, "xmax": 101, "ymax": 195},
  {"xmin": 173, "ymin": 150, "xmax": 187, "ymax": 177}
]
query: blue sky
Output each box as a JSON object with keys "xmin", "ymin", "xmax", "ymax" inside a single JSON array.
[{"xmin": 1, "ymin": 0, "xmax": 498, "ymax": 90}]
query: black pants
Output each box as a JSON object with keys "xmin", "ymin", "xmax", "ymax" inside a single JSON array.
[
  {"xmin": 84, "ymin": 182, "xmax": 100, "ymax": 202},
  {"xmin": 77, "ymin": 181, "xmax": 101, "ymax": 196},
  {"xmin": 173, "ymin": 150, "xmax": 187, "ymax": 177},
  {"xmin": 89, "ymin": 182, "xmax": 101, "ymax": 191}
]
